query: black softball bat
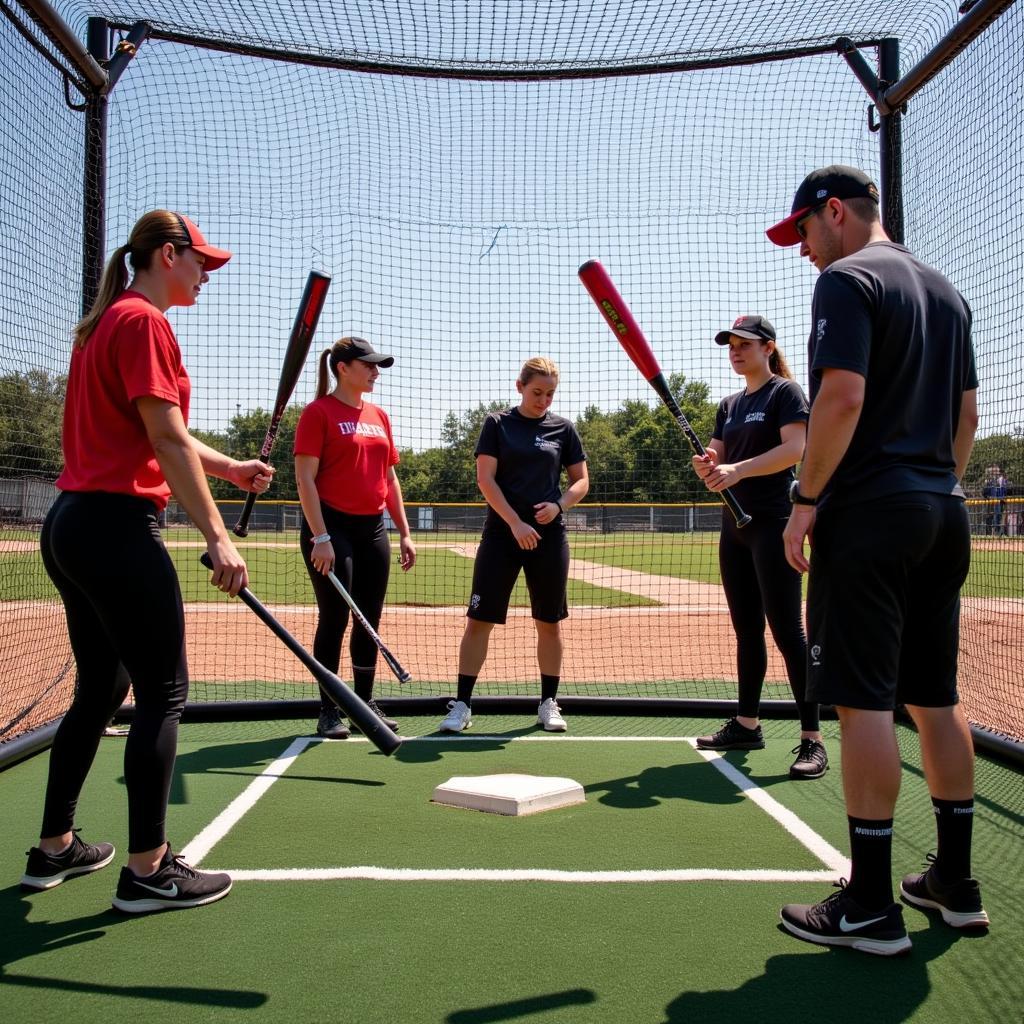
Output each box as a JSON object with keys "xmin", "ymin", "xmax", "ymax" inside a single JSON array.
[
  {"xmin": 200, "ymin": 554, "xmax": 400, "ymax": 754},
  {"xmin": 326, "ymin": 570, "xmax": 412, "ymax": 683},
  {"xmin": 234, "ymin": 270, "xmax": 332, "ymax": 537}
]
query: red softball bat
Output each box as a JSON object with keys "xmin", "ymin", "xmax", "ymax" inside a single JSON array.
[{"xmin": 578, "ymin": 259, "xmax": 751, "ymax": 528}]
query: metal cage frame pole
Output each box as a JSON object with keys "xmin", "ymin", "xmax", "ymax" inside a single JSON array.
[
  {"xmin": 877, "ymin": 38, "xmax": 903, "ymax": 244},
  {"xmin": 82, "ymin": 17, "xmax": 108, "ymax": 315}
]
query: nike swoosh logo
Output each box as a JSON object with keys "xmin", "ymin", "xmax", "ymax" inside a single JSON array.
[
  {"xmin": 136, "ymin": 881, "xmax": 178, "ymax": 897},
  {"xmin": 838, "ymin": 914, "xmax": 887, "ymax": 932}
]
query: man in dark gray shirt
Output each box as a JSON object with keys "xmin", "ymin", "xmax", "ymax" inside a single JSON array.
[{"xmin": 766, "ymin": 166, "xmax": 985, "ymax": 955}]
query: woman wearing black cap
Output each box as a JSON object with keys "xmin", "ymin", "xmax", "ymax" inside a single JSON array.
[
  {"xmin": 22, "ymin": 210, "xmax": 273, "ymax": 913},
  {"xmin": 294, "ymin": 336, "xmax": 416, "ymax": 738},
  {"xmin": 691, "ymin": 316, "xmax": 827, "ymax": 779}
]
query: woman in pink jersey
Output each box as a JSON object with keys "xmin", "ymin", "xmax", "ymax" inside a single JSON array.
[
  {"xmin": 22, "ymin": 210, "xmax": 273, "ymax": 914},
  {"xmin": 294, "ymin": 336, "xmax": 416, "ymax": 738}
]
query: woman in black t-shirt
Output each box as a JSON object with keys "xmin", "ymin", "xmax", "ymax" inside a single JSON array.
[
  {"xmin": 691, "ymin": 316, "xmax": 828, "ymax": 780},
  {"xmin": 439, "ymin": 357, "xmax": 589, "ymax": 733}
]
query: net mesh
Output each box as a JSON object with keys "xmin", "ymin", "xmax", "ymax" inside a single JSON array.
[{"xmin": 2, "ymin": 0, "xmax": 1021, "ymax": 747}]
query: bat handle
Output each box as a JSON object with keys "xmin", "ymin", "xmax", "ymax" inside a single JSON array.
[
  {"xmin": 652, "ymin": 374, "xmax": 752, "ymax": 530},
  {"xmin": 723, "ymin": 495, "xmax": 752, "ymax": 529},
  {"xmin": 689, "ymin": 435, "xmax": 750, "ymax": 528},
  {"xmin": 233, "ymin": 493, "xmax": 256, "ymax": 537}
]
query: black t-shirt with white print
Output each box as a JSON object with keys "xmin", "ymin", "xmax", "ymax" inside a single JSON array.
[
  {"xmin": 712, "ymin": 376, "xmax": 809, "ymax": 517},
  {"xmin": 475, "ymin": 407, "xmax": 587, "ymax": 529},
  {"xmin": 808, "ymin": 241, "xmax": 978, "ymax": 508}
]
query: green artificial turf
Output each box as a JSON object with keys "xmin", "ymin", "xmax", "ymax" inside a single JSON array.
[{"xmin": 2, "ymin": 717, "xmax": 1021, "ymax": 1024}]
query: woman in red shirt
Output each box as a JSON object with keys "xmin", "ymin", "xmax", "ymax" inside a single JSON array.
[
  {"xmin": 294, "ymin": 336, "xmax": 416, "ymax": 739},
  {"xmin": 22, "ymin": 210, "xmax": 272, "ymax": 914}
]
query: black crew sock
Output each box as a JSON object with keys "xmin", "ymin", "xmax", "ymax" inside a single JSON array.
[
  {"xmin": 540, "ymin": 674, "xmax": 560, "ymax": 703},
  {"xmin": 456, "ymin": 673, "xmax": 477, "ymax": 705},
  {"xmin": 846, "ymin": 816, "xmax": 895, "ymax": 909},
  {"xmin": 353, "ymin": 668, "xmax": 375, "ymax": 703},
  {"xmin": 931, "ymin": 797, "xmax": 974, "ymax": 881}
]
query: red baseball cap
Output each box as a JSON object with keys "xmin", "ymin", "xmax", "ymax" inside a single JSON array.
[
  {"xmin": 766, "ymin": 166, "xmax": 879, "ymax": 247},
  {"xmin": 174, "ymin": 213, "xmax": 232, "ymax": 271}
]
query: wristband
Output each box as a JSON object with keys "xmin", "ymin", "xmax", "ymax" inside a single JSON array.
[
  {"xmin": 312, "ymin": 532, "xmax": 332, "ymax": 545},
  {"xmin": 555, "ymin": 498, "xmax": 564, "ymax": 513}
]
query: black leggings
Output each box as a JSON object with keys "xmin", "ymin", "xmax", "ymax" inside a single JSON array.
[
  {"xmin": 300, "ymin": 505, "xmax": 390, "ymax": 709},
  {"xmin": 39, "ymin": 491, "xmax": 189, "ymax": 852},
  {"xmin": 718, "ymin": 512, "xmax": 819, "ymax": 732}
]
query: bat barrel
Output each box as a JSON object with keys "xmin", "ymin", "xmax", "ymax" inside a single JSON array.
[
  {"xmin": 579, "ymin": 261, "xmax": 751, "ymax": 529},
  {"xmin": 233, "ymin": 270, "xmax": 332, "ymax": 539}
]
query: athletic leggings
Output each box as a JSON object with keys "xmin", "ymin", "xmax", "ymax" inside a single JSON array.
[
  {"xmin": 718, "ymin": 512, "xmax": 819, "ymax": 731},
  {"xmin": 39, "ymin": 491, "xmax": 189, "ymax": 852},
  {"xmin": 300, "ymin": 505, "xmax": 390, "ymax": 710}
]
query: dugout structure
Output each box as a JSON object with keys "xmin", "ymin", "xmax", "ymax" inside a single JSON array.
[{"xmin": 1, "ymin": 0, "xmax": 1021, "ymax": 764}]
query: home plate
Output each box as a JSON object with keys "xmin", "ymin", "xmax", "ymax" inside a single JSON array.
[{"xmin": 432, "ymin": 774, "xmax": 585, "ymax": 816}]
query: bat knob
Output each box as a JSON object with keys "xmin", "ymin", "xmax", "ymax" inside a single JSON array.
[
  {"xmin": 736, "ymin": 514, "xmax": 753, "ymax": 529},
  {"xmin": 200, "ymin": 552, "xmax": 213, "ymax": 569}
]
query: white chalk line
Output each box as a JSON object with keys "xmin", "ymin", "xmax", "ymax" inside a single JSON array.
[{"xmin": 184, "ymin": 734, "xmax": 848, "ymax": 882}]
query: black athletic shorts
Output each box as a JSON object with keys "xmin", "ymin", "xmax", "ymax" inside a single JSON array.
[
  {"xmin": 467, "ymin": 522, "xmax": 570, "ymax": 624},
  {"xmin": 806, "ymin": 492, "xmax": 970, "ymax": 711}
]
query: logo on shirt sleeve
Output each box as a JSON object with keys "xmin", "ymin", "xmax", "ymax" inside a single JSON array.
[{"xmin": 816, "ymin": 318, "xmax": 827, "ymax": 343}]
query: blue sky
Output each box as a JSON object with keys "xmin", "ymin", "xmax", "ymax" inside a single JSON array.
[{"xmin": 4, "ymin": 1, "xmax": 1021, "ymax": 450}]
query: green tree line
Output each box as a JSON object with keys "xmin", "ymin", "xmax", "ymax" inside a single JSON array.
[{"xmin": 3, "ymin": 369, "xmax": 1023, "ymax": 504}]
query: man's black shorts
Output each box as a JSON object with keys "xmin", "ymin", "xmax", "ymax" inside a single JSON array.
[
  {"xmin": 466, "ymin": 522, "xmax": 570, "ymax": 624},
  {"xmin": 806, "ymin": 492, "xmax": 970, "ymax": 711}
]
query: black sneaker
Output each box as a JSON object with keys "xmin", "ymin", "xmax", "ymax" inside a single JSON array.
[
  {"xmin": 780, "ymin": 880, "xmax": 912, "ymax": 956},
  {"xmin": 789, "ymin": 738, "xmax": 829, "ymax": 780},
  {"xmin": 112, "ymin": 845, "xmax": 232, "ymax": 914},
  {"xmin": 696, "ymin": 718, "xmax": 765, "ymax": 750},
  {"xmin": 350, "ymin": 699, "xmax": 398, "ymax": 733},
  {"xmin": 900, "ymin": 854, "xmax": 989, "ymax": 928},
  {"xmin": 316, "ymin": 707, "xmax": 350, "ymax": 739},
  {"xmin": 21, "ymin": 830, "xmax": 115, "ymax": 891}
]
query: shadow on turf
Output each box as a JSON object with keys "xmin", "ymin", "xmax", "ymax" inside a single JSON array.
[
  {"xmin": 446, "ymin": 987, "xmax": 596, "ymax": 1023},
  {"xmin": 586, "ymin": 761, "xmax": 745, "ymax": 809},
  {"xmin": 660, "ymin": 923, "xmax": 978, "ymax": 1024},
  {"xmin": 112, "ymin": 738, "xmax": 350, "ymax": 803},
  {"xmin": 393, "ymin": 727, "xmax": 537, "ymax": 763},
  {"xmin": 0, "ymin": 884, "xmax": 266, "ymax": 1008}
]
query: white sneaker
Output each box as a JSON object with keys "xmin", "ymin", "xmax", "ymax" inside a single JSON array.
[
  {"xmin": 537, "ymin": 698, "xmax": 567, "ymax": 732},
  {"xmin": 439, "ymin": 700, "xmax": 472, "ymax": 733}
]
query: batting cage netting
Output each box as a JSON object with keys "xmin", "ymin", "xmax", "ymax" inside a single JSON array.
[{"xmin": 1, "ymin": 0, "xmax": 1021, "ymax": 755}]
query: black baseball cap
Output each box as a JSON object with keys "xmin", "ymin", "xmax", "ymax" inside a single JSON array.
[
  {"xmin": 766, "ymin": 165, "xmax": 880, "ymax": 247},
  {"xmin": 715, "ymin": 315, "xmax": 776, "ymax": 345},
  {"xmin": 333, "ymin": 336, "xmax": 395, "ymax": 368}
]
